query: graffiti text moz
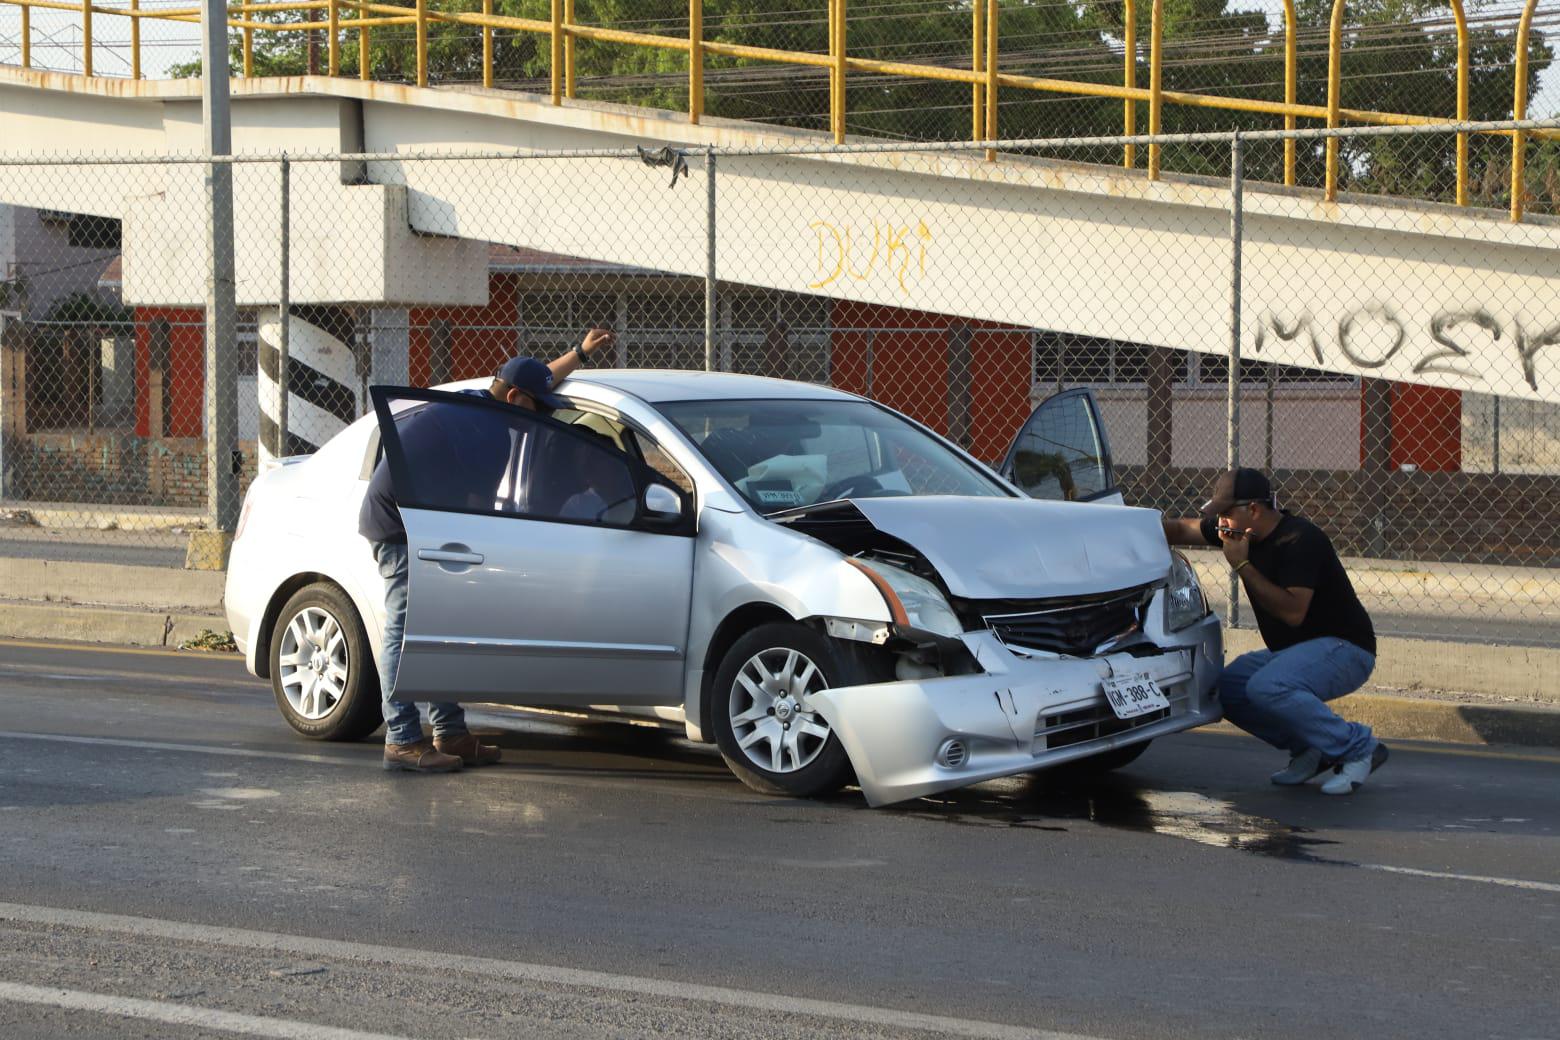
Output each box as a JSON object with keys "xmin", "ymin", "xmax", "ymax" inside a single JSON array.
[
  {"xmin": 1254, "ymin": 306, "xmax": 1560, "ymax": 392},
  {"xmin": 808, "ymin": 219, "xmax": 933, "ymax": 295}
]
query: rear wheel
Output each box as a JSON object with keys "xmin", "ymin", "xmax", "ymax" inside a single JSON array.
[
  {"xmin": 269, "ymin": 583, "xmax": 382, "ymax": 742},
  {"xmin": 710, "ymin": 622, "xmax": 885, "ymax": 799}
]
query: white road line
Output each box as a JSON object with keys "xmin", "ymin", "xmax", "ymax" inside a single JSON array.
[
  {"xmin": 1360, "ymin": 863, "xmax": 1560, "ymax": 893},
  {"xmin": 0, "ymin": 901, "xmax": 1098, "ymax": 1040},
  {"xmin": 0, "ymin": 981, "xmax": 413, "ymax": 1040}
]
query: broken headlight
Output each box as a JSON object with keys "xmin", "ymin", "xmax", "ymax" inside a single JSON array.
[
  {"xmin": 1164, "ymin": 550, "xmax": 1209, "ymax": 632},
  {"xmin": 853, "ymin": 559, "xmax": 965, "ymax": 639}
]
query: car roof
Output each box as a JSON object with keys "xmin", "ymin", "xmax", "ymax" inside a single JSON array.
[{"xmin": 566, "ymin": 369, "xmax": 859, "ymax": 404}]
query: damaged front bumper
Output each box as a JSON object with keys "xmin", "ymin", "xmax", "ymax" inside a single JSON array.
[{"xmin": 810, "ymin": 615, "xmax": 1223, "ymax": 807}]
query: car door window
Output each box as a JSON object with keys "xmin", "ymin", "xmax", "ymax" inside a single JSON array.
[
  {"xmin": 373, "ymin": 388, "xmax": 667, "ymax": 530},
  {"xmin": 1003, "ymin": 389, "xmax": 1114, "ymax": 501},
  {"xmin": 553, "ymin": 404, "xmax": 696, "ymax": 496}
]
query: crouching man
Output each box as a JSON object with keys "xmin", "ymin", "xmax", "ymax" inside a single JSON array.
[{"xmin": 1163, "ymin": 468, "xmax": 1388, "ymax": 795}]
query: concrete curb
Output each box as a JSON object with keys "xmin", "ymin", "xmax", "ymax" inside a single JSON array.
[
  {"xmin": 1222, "ymin": 628, "xmax": 1560, "ymax": 708},
  {"xmin": 1326, "ymin": 693, "xmax": 1560, "ymax": 750},
  {"xmin": 0, "ymin": 558, "xmax": 225, "ymax": 613},
  {"xmin": 0, "ymin": 601, "xmax": 226, "ymax": 649}
]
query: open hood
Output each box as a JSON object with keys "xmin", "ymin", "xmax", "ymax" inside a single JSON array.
[{"xmin": 837, "ymin": 496, "xmax": 1171, "ymax": 600}]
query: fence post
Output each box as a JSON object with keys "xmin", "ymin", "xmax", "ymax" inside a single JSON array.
[
  {"xmin": 689, "ymin": 0, "xmax": 703, "ymax": 124},
  {"xmin": 416, "ymin": 0, "xmax": 428, "ymax": 87},
  {"xmin": 482, "ymin": 0, "xmax": 493, "ymax": 87},
  {"xmin": 704, "ymin": 148, "xmax": 717, "ymax": 372},
  {"xmin": 0, "ymin": 314, "xmax": 15, "ymax": 500},
  {"xmin": 278, "ymin": 155, "xmax": 291, "ymax": 456},
  {"xmin": 971, "ymin": 0, "xmax": 984, "ymax": 146},
  {"xmin": 131, "ymin": 0, "xmax": 141, "ymax": 79},
  {"xmin": 832, "ymin": 0, "xmax": 848, "ymax": 145},
  {"xmin": 82, "ymin": 0, "xmax": 93, "ymax": 76},
  {"xmin": 202, "ymin": 0, "xmax": 240, "ymax": 551},
  {"xmin": 1226, "ymin": 131, "xmax": 1244, "ymax": 628},
  {"xmin": 20, "ymin": 4, "xmax": 28, "ymax": 69},
  {"xmin": 564, "ymin": 0, "xmax": 576, "ymax": 99},
  {"xmin": 328, "ymin": 0, "xmax": 340, "ymax": 76},
  {"xmin": 983, "ymin": 0, "xmax": 997, "ymax": 161},
  {"xmin": 1492, "ymin": 396, "xmax": 1501, "ymax": 475},
  {"xmin": 1121, "ymin": 0, "xmax": 1134, "ymax": 169},
  {"xmin": 550, "ymin": 0, "xmax": 563, "ymax": 105},
  {"xmin": 1147, "ymin": 0, "xmax": 1162, "ymax": 179}
]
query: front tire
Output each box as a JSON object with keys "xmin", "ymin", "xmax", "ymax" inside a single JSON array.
[
  {"xmin": 710, "ymin": 622, "xmax": 884, "ymax": 799},
  {"xmin": 269, "ymin": 583, "xmax": 382, "ymax": 742}
]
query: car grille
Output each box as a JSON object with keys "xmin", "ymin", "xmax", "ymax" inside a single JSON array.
[
  {"xmin": 973, "ymin": 585, "xmax": 1151, "ymax": 657},
  {"xmin": 1036, "ymin": 689, "xmax": 1191, "ymax": 749}
]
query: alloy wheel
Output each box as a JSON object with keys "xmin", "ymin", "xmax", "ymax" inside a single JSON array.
[
  {"xmin": 278, "ymin": 606, "xmax": 350, "ymax": 721},
  {"xmin": 728, "ymin": 646, "xmax": 833, "ymax": 774}
]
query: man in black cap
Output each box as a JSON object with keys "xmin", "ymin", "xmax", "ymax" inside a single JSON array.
[
  {"xmin": 1162, "ymin": 468, "xmax": 1387, "ymax": 795},
  {"xmin": 360, "ymin": 327, "xmax": 615, "ymax": 773}
]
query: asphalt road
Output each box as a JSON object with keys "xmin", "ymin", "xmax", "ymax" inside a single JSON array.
[{"xmin": 0, "ymin": 639, "xmax": 1557, "ymax": 1040}]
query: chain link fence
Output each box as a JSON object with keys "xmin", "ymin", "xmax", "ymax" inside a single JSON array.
[{"xmin": 1, "ymin": 120, "xmax": 1557, "ymax": 642}]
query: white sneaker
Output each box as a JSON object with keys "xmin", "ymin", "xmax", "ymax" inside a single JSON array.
[
  {"xmin": 1271, "ymin": 747, "xmax": 1329, "ymax": 786},
  {"xmin": 1320, "ymin": 741, "xmax": 1390, "ymax": 796}
]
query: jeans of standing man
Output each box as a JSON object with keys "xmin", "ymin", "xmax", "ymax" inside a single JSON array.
[
  {"xmin": 1217, "ymin": 636, "xmax": 1375, "ymax": 762},
  {"xmin": 373, "ymin": 540, "xmax": 468, "ymax": 747}
]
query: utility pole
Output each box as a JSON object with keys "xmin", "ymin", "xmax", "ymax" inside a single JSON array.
[{"xmin": 192, "ymin": 0, "xmax": 240, "ymax": 569}]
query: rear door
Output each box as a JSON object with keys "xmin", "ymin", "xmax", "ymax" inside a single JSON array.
[
  {"xmin": 998, "ymin": 388, "xmax": 1121, "ymax": 504},
  {"xmin": 370, "ymin": 386, "xmax": 696, "ymax": 705}
]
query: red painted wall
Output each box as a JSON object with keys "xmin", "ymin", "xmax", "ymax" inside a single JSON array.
[
  {"xmin": 133, "ymin": 307, "xmax": 206, "ymax": 438},
  {"xmin": 1359, "ymin": 383, "xmax": 1463, "ymax": 472},
  {"xmin": 408, "ymin": 275, "xmax": 520, "ymax": 386},
  {"xmin": 830, "ymin": 302, "xmax": 1032, "ymax": 464}
]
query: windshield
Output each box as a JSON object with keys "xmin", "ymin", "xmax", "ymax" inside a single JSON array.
[{"xmin": 657, "ymin": 398, "xmax": 1011, "ymax": 514}]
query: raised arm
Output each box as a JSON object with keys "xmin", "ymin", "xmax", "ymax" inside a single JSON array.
[
  {"xmin": 1162, "ymin": 516, "xmax": 1208, "ymax": 547},
  {"xmin": 548, "ymin": 328, "xmax": 615, "ymax": 384}
]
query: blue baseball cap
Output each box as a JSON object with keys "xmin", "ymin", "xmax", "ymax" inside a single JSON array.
[{"xmin": 496, "ymin": 356, "xmax": 570, "ymax": 411}]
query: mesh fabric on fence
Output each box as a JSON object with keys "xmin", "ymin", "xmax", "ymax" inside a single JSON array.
[{"xmin": 0, "ymin": 122, "xmax": 1556, "ymax": 644}]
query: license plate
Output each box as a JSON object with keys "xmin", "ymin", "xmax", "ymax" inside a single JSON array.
[{"xmin": 1101, "ymin": 674, "xmax": 1170, "ymax": 720}]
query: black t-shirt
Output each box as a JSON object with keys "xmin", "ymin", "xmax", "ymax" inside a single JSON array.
[
  {"xmin": 358, "ymin": 389, "xmax": 507, "ymax": 545},
  {"xmin": 1201, "ymin": 512, "xmax": 1375, "ymax": 656}
]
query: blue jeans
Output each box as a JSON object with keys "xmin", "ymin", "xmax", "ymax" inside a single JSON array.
[
  {"xmin": 374, "ymin": 540, "xmax": 467, "ymax": 747},
  {"xmin": 1218, "ymin": 637, "xmax": 1376, "ymax": 762}
]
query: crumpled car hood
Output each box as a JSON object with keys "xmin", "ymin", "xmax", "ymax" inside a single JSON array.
[{"xmin": 849, "ymin": 496, "xmax": 1171, "ymax": 599}]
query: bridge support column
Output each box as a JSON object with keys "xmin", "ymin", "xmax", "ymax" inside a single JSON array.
[{"xmin": 257, "ymin": 305, "xmax": 361, "ymax": 466}]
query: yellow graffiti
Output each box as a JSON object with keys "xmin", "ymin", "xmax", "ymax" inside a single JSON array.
[{"xmin": 809, "ymin": 219, "xmax": 933, "ymax": 295}]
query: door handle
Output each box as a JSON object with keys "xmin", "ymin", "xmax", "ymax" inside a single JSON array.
[{"xmin": 418, "ymin": 547, "xmax": 485, "ymax": 565}]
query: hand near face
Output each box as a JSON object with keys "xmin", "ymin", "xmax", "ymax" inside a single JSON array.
[{"xmin": 1220, "ymin": 525, "xmax": 1252, "ymax": 566}]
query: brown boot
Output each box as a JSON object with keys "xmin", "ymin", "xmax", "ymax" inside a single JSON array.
[
  {"xmin": 383, "ymin": 740, "xmax": 464, "ymax": 773},
  {"xmin": 434, "ymin": 733, "xmax": 502, "ymax": 767}
]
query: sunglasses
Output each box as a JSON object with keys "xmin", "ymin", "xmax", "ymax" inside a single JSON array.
[{"xmin": 1201, "ymin": 498, "xmax": 1260, "ymax": 515}]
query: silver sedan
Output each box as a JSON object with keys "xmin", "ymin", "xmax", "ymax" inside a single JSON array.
[{"xmin": 225, "ymin": 370, "xmax": 1221, "ymax": 806}]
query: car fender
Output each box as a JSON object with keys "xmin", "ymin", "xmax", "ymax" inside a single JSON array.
[{"xmin": 681, "ymin": 506, "xmax": 892, "ymax": 742}]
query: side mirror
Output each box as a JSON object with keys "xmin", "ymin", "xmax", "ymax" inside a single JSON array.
[{"xmin": 643, "ymin": 484, "xmax": 684, "ymax": 523}]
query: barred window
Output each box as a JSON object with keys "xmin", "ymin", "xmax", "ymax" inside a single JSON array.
[{"xmin": 1033, "ymin": 331, "xmax": 1190, "ymax": 386}]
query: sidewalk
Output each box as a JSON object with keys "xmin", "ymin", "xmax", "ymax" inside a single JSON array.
[{"xmin": 1, "ymin": 529, "xmax": 1558, "ymax": 750}]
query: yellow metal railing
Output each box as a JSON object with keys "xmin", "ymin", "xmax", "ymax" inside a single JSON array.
[{"xmin": 3, "ymin": 0, "xmax": 1552, "ymax": 218}]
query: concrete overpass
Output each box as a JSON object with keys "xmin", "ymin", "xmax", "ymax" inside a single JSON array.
[{"xmin": 3, "ymin": 65, "xmax": 1559, "ymax": 422}]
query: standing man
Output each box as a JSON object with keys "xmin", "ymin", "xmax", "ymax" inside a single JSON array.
[
  {"xmin": 360, "ymin": 328, "xmax": 615, "ymax": 773},
  {"xmin": 1162, "ymin": 468, "xmax": 1387, "ymax": 795}
]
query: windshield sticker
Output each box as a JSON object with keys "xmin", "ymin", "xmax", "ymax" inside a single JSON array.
[{"xmin": 750, "ymin": 481, "xmax": 805, "ymax": 508}]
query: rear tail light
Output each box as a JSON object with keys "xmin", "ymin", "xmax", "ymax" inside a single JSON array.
[{"xmin": 234, "ymin": 494, "xmax": 254, "ymax": 541}]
